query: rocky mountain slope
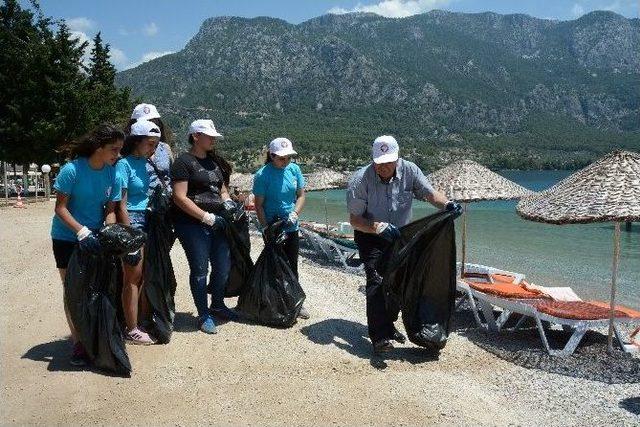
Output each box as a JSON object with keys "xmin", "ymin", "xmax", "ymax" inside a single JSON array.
[{"xmin": 116, "ymin": 10, "xmax": 639, "ymax": 171}]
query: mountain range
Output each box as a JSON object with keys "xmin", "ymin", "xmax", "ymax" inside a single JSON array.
[{"xmin": 116, "ymin": 10, "xmax": 639, "ymax": 172}]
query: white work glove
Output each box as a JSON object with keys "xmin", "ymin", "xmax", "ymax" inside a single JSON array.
[
  {"xmin": 201, "ymin": 212, "xmax": 227, "ymax": 230},
  {"xmin": 287, "ymin": 211, "xmax": 299, "ymax": 226},
  {"xmin": 76, "ymin": 226, "xmax": 92, "ymax": 240}
]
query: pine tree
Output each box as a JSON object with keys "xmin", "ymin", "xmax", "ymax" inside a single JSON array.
[
  {"xmin": 86, "ymin": 31, "xmax": 130, "ymax": 126},
  {"xmin": 88, "ymin": 32, "xmax": 116, "ymax": 88}
]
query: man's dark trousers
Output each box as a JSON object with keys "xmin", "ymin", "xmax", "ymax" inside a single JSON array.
[{"xmin": 354, "ymin": 230, "xmax": 400, "ymax": 343}]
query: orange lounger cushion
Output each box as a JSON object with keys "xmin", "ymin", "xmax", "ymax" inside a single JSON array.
[
  {"xmin": 490, "ymin": 273, "xmax": 519, "ymax": 284},
  {"xmin": 533, "ymin": 301, "xmax": 634, "ymax": 320},
  {"xmin": 466, "ymin": 280, "xmax": 547, "ymax": 299},
  {"xmin": 586, "ymin": 301, "xmax": 640, "ymax": 319}
]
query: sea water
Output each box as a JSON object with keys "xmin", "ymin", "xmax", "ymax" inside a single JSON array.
[{"xmin": 304, "ymin": 170, "xmax": 639, "ymax": 310}]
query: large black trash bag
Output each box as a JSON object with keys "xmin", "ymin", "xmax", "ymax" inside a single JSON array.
[
  {"xmin": 99, "ymin": 223, "xmax": 147, "ymax": 255},
  {"xmin": 219, "ymin": 201, "xmax": 253, "ymax": 297},
  {"xmin": 237, "ymin": 222, "xmax": 305, "ymax": 327},
  {"xmin": 143, "ymin": 185, "xmax": 178, "ymax": 344},
  {"xmin": 64, "ymin": 225, "xmax": 145, "ymax": 375},
  {"xmin": 377, "ymin": 211, "xmax": 457, "ymax": 350},
  {"xmin": 204, "ymin": 200, "xmax": 253, "ymax": 297}
]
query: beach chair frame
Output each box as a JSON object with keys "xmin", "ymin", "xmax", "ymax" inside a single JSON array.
[
  {"xmin": 457, "ymin": 278, "xmax": 639, "ymax": 356},
  {"xmin": 299, "ymin": 227, "xmax": 362, "ymax": 272}
]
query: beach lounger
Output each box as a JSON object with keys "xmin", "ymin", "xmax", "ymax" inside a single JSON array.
[
  {"xmin": 456, "ymin": 269, "xmax": 640, "ymax": 356},
  {"xmin": 299, "ymin": 226, "xmax": 362, "ymax": 271}
]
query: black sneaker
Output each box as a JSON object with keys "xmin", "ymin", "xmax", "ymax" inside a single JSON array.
[
  {"xmin": 372, "ymin": 339, "xmax": 394, "ymax": 354},
  {"xmin": 69, "ymin": 342, "xmax": 89, "ymax": 367}
]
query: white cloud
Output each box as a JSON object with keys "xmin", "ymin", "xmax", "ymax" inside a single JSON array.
[
  {"xmin": 69, "ymin": 30, "xmax": 93, "ymax": 66},
  {"xmin": 66, "ymin": 17, "xmax": 95, "ymax": 32},
  {"xmin": 143, "ymin": 22, "xmax": 159, "ymax": 36},
  {"xmin": 570, "ymin": 3, "xmax": 585, "ymax": 17},
  {"xmin": 328, "ymin": 0, "xmax": 451, "ymax": 18},
  {"xmin": 110, "ymin": 48, "xmax": 129, "ymax": 68}
]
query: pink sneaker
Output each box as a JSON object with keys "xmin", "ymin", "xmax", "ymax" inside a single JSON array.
[{"xmin": 125, "ymin": 327, "xmax": 155, "ymax": 345}]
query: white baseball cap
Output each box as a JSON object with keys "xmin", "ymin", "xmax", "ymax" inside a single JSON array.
[
  {"xmin": 131, "ymin": 103, "xmax": 160, "ymax": 121},
  {"xmin": 189, "ymin": 119, "xmax": 223, "ymax": 138},
  {"xmin": 268, "ymin": 137, "xmax": 297, "ymax": 157},
  {"xmin": 130, "ymin": 120, "xmax": 161, "ymax": 137},
  {"xmin": 372, "ymin": 135, "xmax": 399, "ymax": 164}
]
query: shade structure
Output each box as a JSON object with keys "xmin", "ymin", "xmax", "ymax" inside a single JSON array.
[
  {"xmin": 428, "ymin": 159, "xmax": 533, "ymax": 202},
  {"xmin": 517, "ymin": 150, "xmax": 640, "ymax": 353},
  {"xmin": 428, "ymin": 160, "xmax": 534, "ymax": 277},
  {"xmin": 229, "ymin": 168, "xmax": 349, "ymax": 193}
]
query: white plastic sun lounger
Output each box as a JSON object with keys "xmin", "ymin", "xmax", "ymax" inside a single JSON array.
[
  {"xmin": 299, "ymin": 227, "xmax": 362, "ymax": 272},
  {"xmin": 456, "ymin": 263, "xmax": 640, "ymax": 356}
]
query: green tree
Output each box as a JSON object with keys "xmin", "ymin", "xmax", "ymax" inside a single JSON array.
[{"xmin": 86, "ymin": 32, "xmax": 130, "ymax": 126}]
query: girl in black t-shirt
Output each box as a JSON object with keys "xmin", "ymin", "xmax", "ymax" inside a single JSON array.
[{"xmin": 171, "ymin": 119, "xmax": 238, "ymax": 334}]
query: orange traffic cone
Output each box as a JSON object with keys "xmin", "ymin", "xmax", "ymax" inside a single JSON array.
[{"xmin": 13, "ymin": 192, "xmax": 25, "ymax": 208}]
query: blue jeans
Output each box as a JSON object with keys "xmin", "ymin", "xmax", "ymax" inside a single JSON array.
[{"xmin": 174, "ymin": 222, "xmax": 231, "ymax": 318}]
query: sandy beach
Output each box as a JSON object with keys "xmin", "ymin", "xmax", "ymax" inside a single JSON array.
[{"xmin": 1, "ymin": 201, "xmax": 638, "ymax": 426}]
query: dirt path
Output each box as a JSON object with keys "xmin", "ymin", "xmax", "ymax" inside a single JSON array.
[{"xmin": 0, "ymin": 202, "xmax": 636, "ymax": 426}]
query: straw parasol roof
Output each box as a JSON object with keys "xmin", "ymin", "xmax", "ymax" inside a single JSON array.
[
  {"xmin": 229, "ymin": 168, "xmax": 349, "ymax": 193},
  {"xmin": 516, "ymin": 150, "xmax": 640, "ymax": 224},
  {"xmin": 428, "ymin": 160, "xmax": 533, "ymax": 202}
]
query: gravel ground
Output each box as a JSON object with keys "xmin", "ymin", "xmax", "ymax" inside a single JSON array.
[{"xmin": 1, "ymin": 201, "xmax": 639, "ymax": 426}]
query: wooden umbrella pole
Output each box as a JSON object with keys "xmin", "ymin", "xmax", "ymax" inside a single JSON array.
[
  {"xmin": 607, "ymin": 222, "xmax": 621, "ymax": 354},
  {"xmin": 460, "ymin": 203, "xmax": 468, "ymax": 278}
]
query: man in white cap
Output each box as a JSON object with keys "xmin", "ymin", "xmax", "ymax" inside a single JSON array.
[{"xmin": 346, "ymin": 135, "xmax": 462, "ymax": 353}]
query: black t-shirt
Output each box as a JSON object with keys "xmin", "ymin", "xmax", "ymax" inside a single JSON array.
[{"xmin": 171, "ymin": 152, "xmax": 225, "ymax": 224}]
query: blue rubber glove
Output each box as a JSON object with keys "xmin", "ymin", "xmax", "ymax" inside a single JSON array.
[
  {"xmin": 376, "ymin": 222, "xmax": 401, "ymax": 242},
  {"xmin": 123, "ymin": 249, "xmax": 142, "ymax": 266},
  {"xmin": 445, "ymin": 201, "xmax": 463, "ymax": 219},
  {"xmin": 77, "ymin": 227, "xmax": 102, "ymax": 254}
]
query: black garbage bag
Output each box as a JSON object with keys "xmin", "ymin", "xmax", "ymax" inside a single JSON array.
[
  {"xmin": 99, "ymin": 223, "xmax": 147, "ymax": 256},
  {"xmin": 64, "ymin": 225, "xmax": 145, "ymax": 375},
  {"xmin": 143, "ymin": 185, "xmax": 177, "ymax": 344},
  {"xmin": 377, "ymin": 211, "xmax": 457, "ymax": 350},
  {"xmin": 219, "ymin": 202, "xmax": 253, "ymax": 297},
  {"xmin": 237, "ymin": 222, "xmax": 305, "ymax": 327},
  {"xmin": 203, "ymin": 201, "xmax": 253, "ymax": 297}
]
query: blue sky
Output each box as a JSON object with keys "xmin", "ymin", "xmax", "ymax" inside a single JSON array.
[{"xmin": 25, "ymin": 0, "xmax": 638, "ymax": 70}]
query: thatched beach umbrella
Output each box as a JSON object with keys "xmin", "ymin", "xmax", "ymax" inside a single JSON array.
[
  {"xmin": 428, "ymin": 160, "xmax": 534, "ymax": 277},
  {"xmin": 516, "ymin": 150, "xmax": 640, "ymax": 353}
]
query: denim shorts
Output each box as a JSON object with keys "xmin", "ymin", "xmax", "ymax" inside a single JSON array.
[{"xmin": 128, "ymin": 210, "xmax": 147, "ymax": 231}]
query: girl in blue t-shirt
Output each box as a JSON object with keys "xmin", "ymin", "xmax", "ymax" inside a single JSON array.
[
  {"xmin": 253, "ymin": 137, "xmax": 309, "ymax": 319},
  {"xmin": 125, "ymin": 103, "xmax": 175, "ymax": 194},
  {"xmin": 50, "ymin": 123, "xmax": 124, "ymax": 366},
  {"xmin": 116, "ymin": 120, "xmax": 161, "ymax": 345}
]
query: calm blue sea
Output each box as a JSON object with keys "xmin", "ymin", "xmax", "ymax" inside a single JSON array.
[{"xmin": 304, "ymin": 170, "xmax": 639, "ymax": 310}]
